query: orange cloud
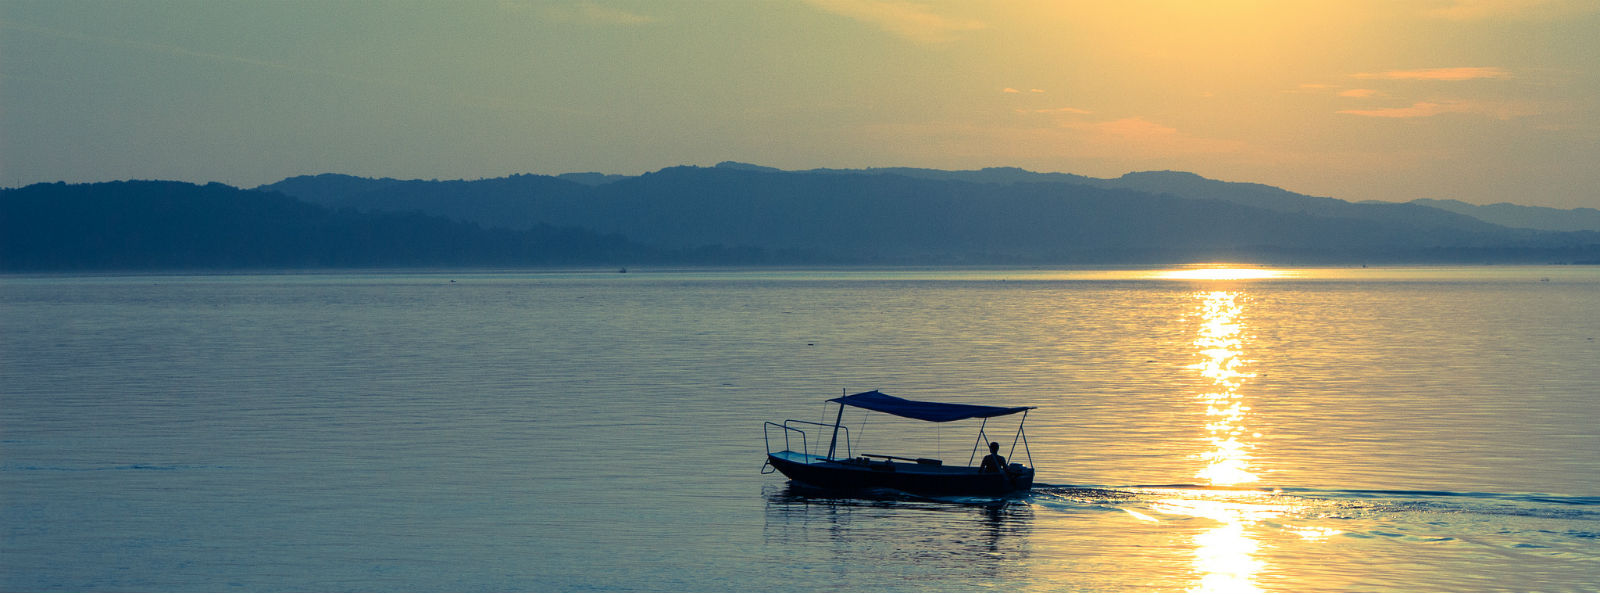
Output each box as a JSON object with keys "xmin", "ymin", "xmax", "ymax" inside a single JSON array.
[
  {"xmin": 1023, "ymin": 106, "xmax": 1093, "ymax": 115},
  {"xmin": 1352, "ymin": 67, "xmax": 1511, "ymax": 81},
  {"xmin": 1337, "ymin": 100, "xmax": 1540, "ymax": 119},
  {"xmin": 1338, "ymin": 89, "xmax": 1381, "ymax": 98},
  {"xmin": 1338, "ymin": 102, "xmax": 1470, "ymax": 118},
  {"xmin": 1093, "ymin": 117, "xmax": 1178, "ymax": 138}
]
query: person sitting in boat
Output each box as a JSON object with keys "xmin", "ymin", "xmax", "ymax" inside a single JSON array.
[{"xmin": 979, "ymin": 442, "xmax": 1007, "ymax": 473}]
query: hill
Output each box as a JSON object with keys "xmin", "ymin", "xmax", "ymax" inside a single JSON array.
[
  {"xmin": 6, "ymin": 169, "xmax": 1599, "ymax": 272},
  {"xmin": 1408, "ymin": 198, "xmax": 1600, "ymax": 232},
  {"xmin": 260, "ymin": 165, "xmax": 1600, "ymax": 265},
  {"xmin": 0, "ymin": 181, "xmax": 647, "ymax": 271},
  {"xmin": 737, "ymin": 164, "xmax": 1535, "ymax": 233}
]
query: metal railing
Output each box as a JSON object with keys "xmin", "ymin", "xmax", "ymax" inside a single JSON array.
[{"xmin": 763, "ymin": 419, "xmax": 851, "ymax": 460}]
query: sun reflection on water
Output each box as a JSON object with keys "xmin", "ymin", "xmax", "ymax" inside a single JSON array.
[
  {"xmin": 1155, "ymin": 289, "xmax": 1347, "ymax": 592},
  {"xmin": 1163, "ymin": 291, "xmax": 1343, "ymax": 591},
  {"xmin": 1184, "ymin": 290, "xmax": 1264, "ymax": 592},
  {"xmin": 1190, "ymin": 291, "xmax": 1258, "ymax": 486},
  {"xmin": 1153, "ymin": 494, "xmax": 1284, "ymax": 594}
]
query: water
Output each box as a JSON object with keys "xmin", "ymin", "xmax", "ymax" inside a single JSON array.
[{"xmin": 2, "ymin": 266, "xmax": 1596, "ymax": 591}]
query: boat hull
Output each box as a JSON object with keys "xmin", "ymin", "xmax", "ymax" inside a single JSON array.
[{"xmin": 766, "ymin": 451, "xmax": 1033, "ymax": 496}]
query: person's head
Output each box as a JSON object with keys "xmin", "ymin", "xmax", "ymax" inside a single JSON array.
[{"xmin": 988, "ymin": 441, "xmax": 1000, "ymax": 453}]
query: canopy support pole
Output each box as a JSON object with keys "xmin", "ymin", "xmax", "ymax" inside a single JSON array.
[
  {"xmin": 1009, "ymin": 409, "xmax": 1032, "ymax": 467},
  {"xmin": 967, "ymin": 418, "xmax": 989, "ymax": 466},
  {"xmin": 825, "ymin": 401, "xmax": 846, "ymax": 461}
]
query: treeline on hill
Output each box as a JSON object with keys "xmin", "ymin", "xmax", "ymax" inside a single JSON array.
[{"xmin": 0, "ymin": 181, "xmax": 653, "ymax": 271}]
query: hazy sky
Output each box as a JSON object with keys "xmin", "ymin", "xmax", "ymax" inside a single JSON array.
[{"xmin": 3, "ymin": 1, "xmax": 1597, "ymax": 208}]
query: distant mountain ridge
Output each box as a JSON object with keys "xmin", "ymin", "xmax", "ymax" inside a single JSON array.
[
  {"xmin": 6, "ymin": 166, "xmax": 1598, "ymax": 271},
  {"xmin": 0, "ymin": 181, "xmax": 647, "ymax": 270},
  {"xmin": 260, "ymin": 163, "xmax": 1597, "ymax": 234},
  {"xmin": 1406, "ymin": 198, "xmax": 1600, "ymax": 233},
  {"xmin": 709, "ymin": 163, "xmax": 1574, "ymax": 233},
  {"xmin": 252, "ymin": 164, "xmax": 1598, "ymax": 265}
]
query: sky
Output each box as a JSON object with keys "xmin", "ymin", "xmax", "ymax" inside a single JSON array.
[{"xmin": 2, "ymin": 0, "xmax": 1597, "ymax": 209}]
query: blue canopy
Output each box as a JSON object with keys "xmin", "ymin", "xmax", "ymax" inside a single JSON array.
[{"xmin": 829, "ymin": 390, "xmax": 1033, "ymax": 423}]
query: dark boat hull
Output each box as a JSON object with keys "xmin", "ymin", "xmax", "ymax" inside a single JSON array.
[{"xmin": 766, "ymin": 452, "xmax": 1033, "ymax": 496}]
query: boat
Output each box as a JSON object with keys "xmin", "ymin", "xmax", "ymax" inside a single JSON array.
[{"xmin": 762, "ymin": 390, "xmax": 1036, "ymax": 495}]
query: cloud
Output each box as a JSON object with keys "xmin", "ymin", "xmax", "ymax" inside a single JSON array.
[
  {"xmin": 1338, "ymin": 102, "xmax": 1468, "ymax": 118},
  {"xmin": 1022, "ymin": 107, "xmax": 1094, "ymax": 115},
  {"xmin": 1002, "ymin": 88, "xmax": 1047, "ymax": 94},
  {"xmin": 1337, "ymin": 100, "xmax": 1540, "ymax": 119},
  {"xmin": 804, "ymin": 0, "xmax": 984, "ymax": 43},
  {"xmin": 1352, "ymin": 67, "xmax": 1511, "ymax": 81},
  {"xmin": 1338, "ymin": 89, "xmax": 1381, "ymax": 98},
  {"xmin": 1092, "ymin": 117, "xmax": 1179, "ymax": 138}
]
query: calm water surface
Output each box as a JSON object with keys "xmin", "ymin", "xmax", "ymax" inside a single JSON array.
[{"xmin": 2, "ymin": 267, "xmax": 1597, "ymax": 591}]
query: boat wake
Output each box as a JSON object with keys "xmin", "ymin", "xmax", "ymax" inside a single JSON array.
[
  {"xmin": 766, "ymin": 478, "xmax": 1600, "ymax": 528},
  {"xmin": 1029, "ymin": 483, "xmax": 1600, "ymax": 522}
]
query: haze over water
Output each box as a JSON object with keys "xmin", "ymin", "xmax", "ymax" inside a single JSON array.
[{"xmin": 2, "ymin": 266, "xmax": 1597, "ymax": 591}]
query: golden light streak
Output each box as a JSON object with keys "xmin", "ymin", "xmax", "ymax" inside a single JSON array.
[
  {"xmin": 1285, "ymin": 525, "xmax": 1344, "ymax": 541},
  {"xmin": 1155, "ymin": 267, "xmax": 1288, "ymax": 281},
  {"xmin": 1184, "ymin": 290, "xmax": 1262, "ymax": 591},
  {"xmin": 1189, "ymin": 290, "xmax": 1259, "ymax": 486},
  {"xmin": 1138, "ymin": 491, "xmax": 1345, "ymax": 592},
  {"xmin": 1191, "ymin": 521, "xmax": 1264, "ymax": 593},
  {"xmin": 1123, "ymin": 508, "xmax": 1161, "ymax": 523}
]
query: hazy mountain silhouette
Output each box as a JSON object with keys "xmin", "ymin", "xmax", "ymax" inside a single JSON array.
[
  {"xmin": 1407, "ymin": 198, "xmax": 1600, "ymax": 232},
  {"xmin": 258, "ymin": 164, "xmax": 1597, "ymax": 264},
  {"xmin": 258, "ymin": 173, "xmax": 593, "ymax": 230},
  {"xmin": 264, "ymin": 163, "xmax": 1597, "ymax": 235},
  {"xmin": 7, "ymin": 166, "xmax": 1598, "ymax": 271},
  {"xmin": 0, "ymin": 181, "xmax": 647, "ymax": 271},
  {"xmin": 729, "ymin": 163, "xmax": 1521, "ymax": 233}
]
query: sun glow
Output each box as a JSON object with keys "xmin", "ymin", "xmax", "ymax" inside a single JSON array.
[{"xmin": 1156, "ymin": 267, "xmax": 1288, "ymax": 281}]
